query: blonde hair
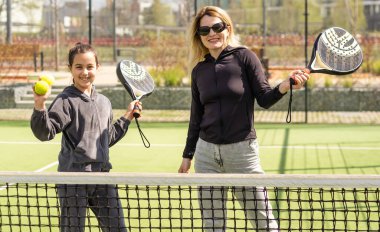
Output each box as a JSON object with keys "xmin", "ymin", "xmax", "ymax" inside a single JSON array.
[{"xmin": 188, "ymin": 6, "xmax": 240, "ymax": 69}]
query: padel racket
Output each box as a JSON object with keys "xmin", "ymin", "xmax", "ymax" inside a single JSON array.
[
  {"xmin": 287, "ymin": 27, "xmax": 363, "ymax": 122},
  {"xmin": 116, "ymin": 60, "xmax": 155, "ymax": 148},
  {"xmin": 116, "ymin": 60, "xmax": 155, "ymax": 118},
  {"xmin": 290, "ymin": 27, "xmax": 363, "ymax": 84}
]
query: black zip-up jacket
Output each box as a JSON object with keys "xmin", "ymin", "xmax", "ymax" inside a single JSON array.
[{"xmin": 183, "ymin": 46, "xmax": 285, "ymax": 159}]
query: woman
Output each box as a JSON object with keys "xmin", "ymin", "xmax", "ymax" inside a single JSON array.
[
  {"xmin": 31, "ymin": 42, "xmax": 139, "ymax": 232},
  {"xmin": 178, "ymin": 6, "xmax": 309, "ymax": 231}
]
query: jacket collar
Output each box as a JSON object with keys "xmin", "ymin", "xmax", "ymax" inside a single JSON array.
[{"xmin": 204, "ymin": 45, "xmax": 245, "ymax": 62}]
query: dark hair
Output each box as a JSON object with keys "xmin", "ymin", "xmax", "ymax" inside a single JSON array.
[{"xmin": 68, "ymin": 42, "xmax": 99, "ymax": 67}]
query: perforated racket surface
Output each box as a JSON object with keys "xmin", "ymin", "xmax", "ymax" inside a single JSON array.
[
  {"xmin": 307, "ymin": 27, "xmax": 363, "ymax": 75},
  {"xmin": 116, "ymin": 60, "xmax": 155, "ymax": 100}
]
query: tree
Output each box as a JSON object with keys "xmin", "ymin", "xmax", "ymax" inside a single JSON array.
[
  {"xmin": 143, "ymin": 0, "xmax": 175, "ymax": 26},
  {"xmin": 331, "ymin": 0, "xmax": 366, "ymax": 34}
]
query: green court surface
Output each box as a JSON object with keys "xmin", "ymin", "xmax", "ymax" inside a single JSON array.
[
  {"xmin": 1, "ymin": 121, "xmax": 380, "ymax": 231},
  {"xmin": 0, "ymin": 121, "xmax": 379, "ymax": 175}
]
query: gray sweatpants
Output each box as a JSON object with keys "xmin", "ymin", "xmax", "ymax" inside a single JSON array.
[{"xmin": 194, "ymin": 138, "xmax": 279, "ymax": 232}]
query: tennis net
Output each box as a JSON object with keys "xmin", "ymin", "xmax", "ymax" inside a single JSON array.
[{"xmin": 0, "ymin": 172, "xmax": 379, "ymax": 231}]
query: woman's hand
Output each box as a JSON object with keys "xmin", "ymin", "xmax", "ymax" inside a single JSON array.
[
  {"xmin": 178, "ymin": 158, "xmax": 192, "ymax": 173},
  {"xmin": 278, "ymin": 69, "xmax": 310, "ymax": 94}
]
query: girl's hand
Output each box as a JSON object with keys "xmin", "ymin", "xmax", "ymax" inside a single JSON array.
[
  {"xmin": 124, "ymin": 100, "xmax": 142, "ymax": 121},
  {"xmin": 32, "ymin": 84, "xmax": 51, "ymax": 111}
]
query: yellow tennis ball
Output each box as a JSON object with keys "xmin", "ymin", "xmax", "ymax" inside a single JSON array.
[
  {"xmin": 40, "ymin": 74, "xmax": 55, "ymax": 86},
  {"xmin": 34, "ymin": 80, "xmax": 50, "ymax": 95}
]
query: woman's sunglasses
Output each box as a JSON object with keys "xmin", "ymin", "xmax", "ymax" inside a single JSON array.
[{"xmin": 197, "ymin": 22, "xmax": 226, "ymax": 36}]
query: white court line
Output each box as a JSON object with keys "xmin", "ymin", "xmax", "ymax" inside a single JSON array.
[
  {"xmin": 0, "ymin": 141, "xmax": 60, "ymax": 145},
  {"xmin": 34, "ymin": 161, "xmax": 59, "ymax": 173},
  {"xmin": 1, "ymin": 141, "xmax": 380, "ymax": 150},
  {"xmin": 115, "ymin": 143, "xmax": 380, "ymax": 151},
  {"xmin": 0, "ymin": 161, "xmax": 58, "ymax": 191},
  {"xmin": 261, "ymin": 145, "xmax": 380, "ymax": 151}
]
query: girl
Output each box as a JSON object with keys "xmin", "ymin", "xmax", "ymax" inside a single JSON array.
[{"xmin": 31, "ymin": 42, "xmax": 138, "ymax": 231}]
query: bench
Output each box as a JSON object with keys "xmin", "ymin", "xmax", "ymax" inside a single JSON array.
[
  {"xmin": 0, "ymin": 44, "xmax": 44, "ymax": 81},
  {"xmin": 251, "ymin": 46, "xmax": 270, "ymax": 77}
]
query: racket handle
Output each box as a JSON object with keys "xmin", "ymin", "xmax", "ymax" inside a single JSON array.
[
  {"xmin": 289, "ymin": 78, "xmax": 296, "ymax": 85},
  {"xmin": 132, "ymin": 103, "xmax": 141, "ymax": 118},
  {"xmin": 290, "ymin": 68, "xmax": 311, "ymax": 85}
]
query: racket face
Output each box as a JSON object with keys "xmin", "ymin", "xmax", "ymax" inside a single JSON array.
[
  {"xmin": 116, "ymin": 60, "xmax": 155, "ymax": 100},
  {"xmin": 308, "ymin": 27, "xmax": 363, "ymax": 75}
]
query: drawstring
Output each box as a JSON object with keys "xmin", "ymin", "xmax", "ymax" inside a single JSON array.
[
  {"xmin": 213, "ymin": 147, "xmax": 223, "ymax": 167},
  {"xmin": 135, "ymin": 118, "xmax": 150, "ymax": 148}
]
